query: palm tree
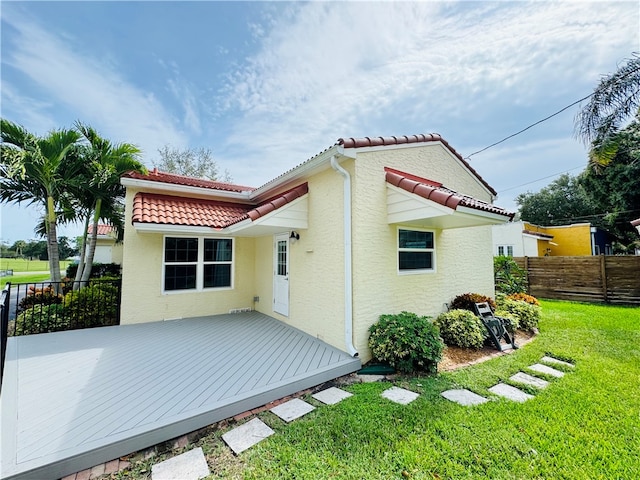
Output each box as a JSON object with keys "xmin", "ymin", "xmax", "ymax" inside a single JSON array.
[
  {"xmin": 575, "ymin": 53, "xmax": 640, "ymax": 168},
  {"xmin": 0, "ymin": 119, "xmax": 81, "ymax": 284},
  {"xmin": 74, "ymin": 122, "xmax": 145, "ymax": 285}
]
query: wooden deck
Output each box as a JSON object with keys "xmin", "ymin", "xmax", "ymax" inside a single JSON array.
[{"xmin": 1, "ymin": 312, "xmax": 361, "ymax": 480}]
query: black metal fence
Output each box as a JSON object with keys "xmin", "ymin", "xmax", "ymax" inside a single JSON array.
[{"xmin": 1, "ymin": 279, "xmax": 121, "ymax": 388}]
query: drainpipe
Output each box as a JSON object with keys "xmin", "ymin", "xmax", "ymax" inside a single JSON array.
[{"xmin": 330, "ymin": 155, "xmax": 359, "ymax": 357}]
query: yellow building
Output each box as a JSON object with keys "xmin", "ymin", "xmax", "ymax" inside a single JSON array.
[
  {"xmin": 523, "ymin": 222, "xmax": 612, "ymax": 256},
  {"xmin": 120, "ymin": 134, "xmax": 513, "ymax": 361}
]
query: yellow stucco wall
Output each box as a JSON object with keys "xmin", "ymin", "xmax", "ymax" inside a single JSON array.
[
  {"xmin": 523, "ymin": 222, "xmax": 592, "ymax": 256},
  {"xmin": 120, "ymin": 189, "xmax": 257, "ymax": 324},
  {"xmin": 350, "ymin": 145, "xmax": 497, "ymax": 360}
]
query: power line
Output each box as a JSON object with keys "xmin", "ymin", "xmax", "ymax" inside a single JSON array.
[
  {"xmin": 498, "ymin": 165, "xmax": 584, "ymax": 193},
  {"xmin": 466, "ymin": 93, "xmax": 593, "ymax": 159}
]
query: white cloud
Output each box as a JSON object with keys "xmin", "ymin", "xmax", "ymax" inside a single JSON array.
[
  {"xmin": 1, "ymin": 7, "xmax": 186, "ymax": 161},
  {"xmin": 216, "ymin": 1, "xmax": 638, "ymax": 187}
]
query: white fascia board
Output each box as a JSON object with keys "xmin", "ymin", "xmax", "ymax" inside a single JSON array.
[
  {"xmin": 249, "ymin": 145, "xmax": 353, "ymax": 201},
  {"xmin": 227, "ymin": 195, "xmax": 309, "ymax": 234},
  {"xmin": 456, "ymin": 205, "xmax": 511, "ymax": 223},
  {"xmin": 132, "ymin": 223, "xmax": 231, "ymax": 235},
  {"xmin": 121, "ymin": 177, "xmax": 253, "ymax": 203}
]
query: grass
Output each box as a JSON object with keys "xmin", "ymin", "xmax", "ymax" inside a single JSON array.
[
  {"xmin": 0, "ymin": 258, "xmax": 72, "ymax": 288},
  {"xmin": 117, "ymin": 301, "xmax": 640, "ymax": 479}
]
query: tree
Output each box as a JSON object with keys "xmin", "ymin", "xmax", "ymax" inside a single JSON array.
[
  {"xmin": 11, "ymin": 240, "xmax": 27, "ymax": 258},
  {"xmin": 579, "ymin": 121, "xmax": 640, "ymax": 250},
  {"xmin": 23, "ymin": 240, "xmax": 48, "ymax": 261},
  {"xmin": 57, "ymin": 236, "xmax": 78, "ymax": 260},
  {"xmin": 575, "ymin": 53, "xmax": 640, "ymax": 167},
  {"xmin": 154, "ymin": 146, "xmax": 231, "ymax": 181},
  {"xmin": 0, "ymin": 119, "xmax": 82, "ymax": 283},
  {"xmin": 516, "ymin": 174, "xmax": 598, "ymax": 226},
  {"xmin": 73, "ymin": 123, "xmax": 145, "ymax": 285}
]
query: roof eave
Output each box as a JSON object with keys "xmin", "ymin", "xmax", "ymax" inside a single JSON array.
[{"xmin": 121, "ymin": 177, "xmax": 253, "ymax": 203}]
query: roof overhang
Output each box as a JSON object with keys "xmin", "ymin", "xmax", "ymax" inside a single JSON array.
[{"xmin": 386, "ymin": 184, "xmax": 511, "ymax": 229}]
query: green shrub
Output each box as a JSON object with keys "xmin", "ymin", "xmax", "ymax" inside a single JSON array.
[
  {"xmin": 13, "ymin": 304, "xmax": 69, "ymax": 335},
  {"xmin": 494, "ymin": 309, "xmax": 520, "ymax": 333},
  {"xmin": 65, "ymin": 262, "xmax": 121, "ymax": 279},
  {"xmin": 434, "ymin": 309, "xmax": 487, "ymax": 349},
  {"xmin": 449, "ymin": 293, "xmax": 496, "ymax": 312},
  {"xmin": 494, "ymin": 256, "xmax": 528, "ymax": 295},
  {"xmin": 368, "ymin": 311, "xmax": 444, "ymax": 374},
  {"xmin": 64, "ymin": 283, "xmax": 119, "ymax": 328},
  {"xmin": 496, "ymin": 298, "xmax": 541, "ymax": 332},
  {"xmin": 18, "ymin": 286, "xmax": 63, "ymax": 312},
  {"xmin": 506, "ymin": 292, "xmax": 540, "ymax": 306}
]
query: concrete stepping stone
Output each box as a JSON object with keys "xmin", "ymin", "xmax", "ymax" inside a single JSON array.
[
  {"xmin": 312, "ymin": 387, "xmax": 353, "ymax": 405},
  {"xmin": 222, "ymin": 418, "xmax": 274, "ymax": 454},
  {"xmin": 270, "ymin": 398, "xmax": 315, "ymax": 422},
  {"xmin": 529, "ymin": 363, "xmax": 565, "ymax": 378},
  {"xmin": 441, "ymin": 389, "xmax": 488, "ymax": 406},
  {"xmin": 510, "ymin": 372, "xmax": 549, "ymax": 389},
  {"xmin": 381, "ymin": 386, "xmax": 419, "ymax": 405},
  {"xmin": 541, "ymin": 356, "xmax": 574, "ymax": 368},
  {"xmin": 151, "ymin": 447, "xmax": 209, "ymax": 480},
  {"xmin": 489, "ymin": 383, "xmax": 535, "ymax": 402}
]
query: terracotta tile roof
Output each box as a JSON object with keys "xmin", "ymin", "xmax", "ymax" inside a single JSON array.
[
  {"xmin": 339, "ymin": 134, "xmax": 497, "ymax": 196},
  {"xmin": 385, "ymin": 167, "xmax": 514, "ymax": 219},
  {"xmin": 132, "ymin": 183, "xmax": 309, "ymax": 229},
  {"xmin": 122, "ymin": 169, "xmax": 255, "ymax": 193},
  {"xmin": 246, "ymin": 183, "xmax": 309, "ymax": 222},
  {"xmin": 132, "ymin": 193, "xmax": 251, "ymax": 228},
  {"xmin": 88, "ymin": 224, "xmax": 114, "ymax": 236}
]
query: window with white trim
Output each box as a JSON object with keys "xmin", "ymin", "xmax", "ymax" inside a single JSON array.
[
  {"xmin": 398, "ymin": 228, "xmax": 435, "ymax": 273},
  {"xmin": 164, "ymin": 237, "xmax": 233, "ymax": 292},
  {"xmin": 497, "ymin": 245, "xmax": 514, "ymax": 257}
]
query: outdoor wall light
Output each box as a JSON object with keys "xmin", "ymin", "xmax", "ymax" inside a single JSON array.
[{"xmin": 290, "ymin": 231, "xmax": 300, "ymax": 242}]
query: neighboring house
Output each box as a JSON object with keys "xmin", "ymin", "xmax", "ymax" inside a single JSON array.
[
  {"xmin": 632, "ymin": 218, "xmax": 640, "ymax": 235},
  {"xmin": 120, "ymin": 134, "xmax": 513, "ymax": 360},
  {"xmin": 492, "ymin": 220, "xmax": 613, "ymax": 257},
  {"xmin": 87, "ymin": 224, "xmax": 123, "ymax": 264}
]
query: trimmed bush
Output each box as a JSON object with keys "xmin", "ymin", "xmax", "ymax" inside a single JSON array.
[
  {"xmin": 506, "ymin": 292, "xmax": 540, "ymax": 306},
  {"xmin": 18, "ymin": 286, "xmax": 63, "ymax": 313},
  {"xmin": 13, "ymin": 304, "xmax": 69, "ymax": 335},
  {"xmin": 494, "ymin": 256, "xmax": 528, "ymax": 295},
  {"xmin": 497, "ymin": 298, "xmax": 541, "ymax": 332},
  {"xmin": 449, "ymin": 293, "xmax": 496, "ymax": 312},
  {"xmin": 368, "ymin": 311, "xmax": 444, "ymax": 374},
  {"xmin": 494, "ymin": 309, "xmax": 520, "ymax": 333},
  {"xmin": 65, "ymin": 262, "xmax": 121, "ymax": 279},
  {"xmin": 435, "ymin": 309, "xmax": 487, "ymax": 349},
  {"xmin": 64, "ymin": 283, "xmax": 120, "ymax": 328}
]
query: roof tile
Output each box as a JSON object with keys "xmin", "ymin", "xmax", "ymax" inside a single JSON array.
[
  {"xmin": 385, "ymin": 167, "xmax": 513, "ymax": 219},
  {"xmin": 123, "ymin": 169, "xmax": 255, "ymax": 193}
]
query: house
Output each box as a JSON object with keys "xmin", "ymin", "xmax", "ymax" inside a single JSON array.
[
  {"xmin": 632, "ymin": 218, "xmax": 640, "ymax": 235},
  {"xmin": 120, "ymin": 134, "xmax": 514, "ymax": 360},
  {"xmin": 492, "ymin": 220, "xmax": 614, "ymax": 257},
  {"xmin": 86, "ymin": 224, "xmax": 123, "ymax": 264}
]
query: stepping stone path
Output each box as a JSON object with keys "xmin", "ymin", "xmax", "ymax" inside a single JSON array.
[
  {"xmin": 529, "ymin": 363, "xmax": 565, "ymax": 378},
  {"xmin": 441, "ymin": 355, "xmax": 575, "ymax": 406},
  {"xmin": 441, "ymin": 389, "xmax": 489, "ymax": 406},
  {"xmin": 270, "ymin": 398, "xmax": 315, "ymax": 422},
  {"xmin": 510, "ymin": 372, "xmax": 549, "ymax": 389},
  {"xmin": 381, "ymin": 386, "xmax": 420, "ymax": 405},
  {"xmin": 147, "ymin": 356, "xmax": 576, "ymax": 478},
  {"xmin": 151, "ymin": 447, "xmax": 209, "ymax": 480},
  {"xmin": 222, "ymin": 417, "xmax": 275, "ymax": 454},
  {"xmin": 489, "ymin": 383, "xmax": 534, "ymax": 402}
]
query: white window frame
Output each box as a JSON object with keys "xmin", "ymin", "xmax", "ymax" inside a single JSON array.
[
  {"xmin": 497, "ymin": 245, "xmax": 514, "ymax": 257},
  {"xmin": 397, "ymin": 227, "xmax": 436, "ymax": 275},
  {"xmin": 162, "ymin": 236, "xmax": 234, "ymax": 294}
]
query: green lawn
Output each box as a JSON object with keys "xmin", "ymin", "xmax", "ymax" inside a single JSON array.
[
  {"xmin": 119, "ymin": 301, "xmax": 640, "ymax": 479},
  {"xmin": 0, "ymin": 258, "xmax": 71, "ymax": 288}
]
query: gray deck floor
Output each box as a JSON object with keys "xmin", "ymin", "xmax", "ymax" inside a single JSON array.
[{"xmin": 1, "ymin": 312, "xmax": 360, "ymax": 480}]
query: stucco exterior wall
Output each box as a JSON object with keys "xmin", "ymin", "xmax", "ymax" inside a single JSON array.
[
  {"xmin": 544, "ymin": 224, "xmax": 592, "ymax": 256},
  {"xmin": 120, "ymin": 189, "xmax": 257, "ymax": 324},
  {"xmin": 350, "ymin": 144, "xmax": 497, "ymax": 361},
  {"xmin": 492, "ymin": 221, "xmax": 542, "ymax": 257}
]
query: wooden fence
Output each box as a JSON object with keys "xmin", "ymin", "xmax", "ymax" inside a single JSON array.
[{"xmin": 513, "ymin": 256, "xmax": 640, "ymax": 305}]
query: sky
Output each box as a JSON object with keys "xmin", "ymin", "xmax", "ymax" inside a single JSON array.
[{"xmin": 1, "ymin": 0, "xmax": 638, "ymax": 244}]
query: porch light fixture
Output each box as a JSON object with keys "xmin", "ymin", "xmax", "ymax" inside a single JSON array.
[{"xmin": 290, "ymin": 231, "xmax": 300, "ymax": 242}]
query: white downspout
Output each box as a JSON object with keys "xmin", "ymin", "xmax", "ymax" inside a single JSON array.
[{"xmin": 330, "ymin": 155, "xmax": 359, "ymax": 357}]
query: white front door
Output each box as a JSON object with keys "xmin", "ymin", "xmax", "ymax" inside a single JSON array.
[{"xmin": 273, "ymin": 233, "xmax": 289, "ymax": 316}]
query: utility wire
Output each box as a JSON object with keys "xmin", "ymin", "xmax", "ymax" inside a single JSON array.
[
  {"xmin": 498, "ymin": 165, "xmax": 584, "ymax": 193},
  {"xmin": 466, "ymin": 93, "xmax": 593, "ymax": 159}
]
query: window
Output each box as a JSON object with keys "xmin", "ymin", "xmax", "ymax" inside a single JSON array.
[
  {"xmin": 497, "ymin": 245, "xmax": 514, "ymax": 257},
  {"xmin": 398, "ymin": 229, "xmax": 435, "ymax": 273},
  {"xmin": 164, "ymin": 237, "xmax": 233, "ymax": 292}
]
